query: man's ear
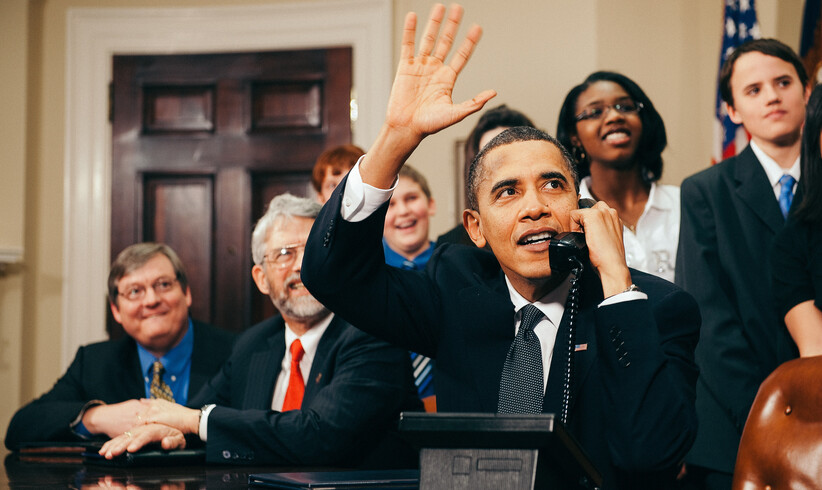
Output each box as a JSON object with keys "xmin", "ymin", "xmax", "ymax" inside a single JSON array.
[
  {"xmin": 463, "ymin": 209, "xmax": 487, "ymax": 248},
  {"xmin": 251, "ymin": 265, "xmax": 270, "ymax": 295},
  {"xmin": 110, "ymin": 301, "xmax": 122, "ymax": 324},
  {"xmin": 428, "ymin": 197, "xmax": 437, "ymax": 217},
  {"xmin": 726, "ymin": 101, "xmax": 743, "ymax": 125}
]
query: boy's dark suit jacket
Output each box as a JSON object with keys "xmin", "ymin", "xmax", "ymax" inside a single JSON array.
[
  {"xmin": 189, "ymin": 314, "xmax": 422, "ymax": 468},
  {"xmin": 302, "ymin": 178, "xmax": 701, "ymax": 490},
  {"xmin": 5, "ymin": 320, "xmax": 234, "ymax": 450},
  {"xmin": 676, "ymin": 145, "xmax": 798, "ymax": 474}
]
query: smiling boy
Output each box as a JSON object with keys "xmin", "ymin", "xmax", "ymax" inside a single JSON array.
[{"xmin": 676, "ymin": 38, "xmax": 810, "ymax": 488}]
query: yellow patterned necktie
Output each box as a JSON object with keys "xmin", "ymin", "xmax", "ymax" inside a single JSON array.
[{"xmin": 150, "ymin": 360, "xmax": 175, "ymax": 402}]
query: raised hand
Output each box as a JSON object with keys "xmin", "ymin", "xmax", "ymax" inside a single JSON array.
[
  {"xmin": 362, "ymin": 3, "xmax": 496, "ymax": 189},
  {"xmin": 386, "ymin": 3, "xmax": 496, "ymax": 140}
]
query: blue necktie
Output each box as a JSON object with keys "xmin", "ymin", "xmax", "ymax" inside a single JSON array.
[
  {"xmin": 498, "ymin": 304, "xmax": 544, "ymax": 414},
  {"xmin": 778, "ymin": 174, "xmax": 796, "ymax": 218}
]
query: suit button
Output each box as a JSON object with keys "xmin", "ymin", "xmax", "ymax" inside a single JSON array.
[{"xmin": 222, "ymin": 450, "xmax": 231, "ymax": 460}]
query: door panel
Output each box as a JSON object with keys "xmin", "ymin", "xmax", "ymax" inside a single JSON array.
[
  {"xmin": 142, "ymin": 175, "xmax": 214, "ymax": 323},
  {"xmin": 111, "ymin": 48, "xmax": 352, "ymax": 336}
]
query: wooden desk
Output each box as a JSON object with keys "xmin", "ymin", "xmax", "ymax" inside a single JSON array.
[{"xmin": 3, "ymin": 453, "xmax": 392, "ymax": 489}]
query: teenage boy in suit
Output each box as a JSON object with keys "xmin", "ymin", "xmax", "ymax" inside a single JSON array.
[{"xmin": 676, "ymin": 38, "xmax": 810, "ymax": 488}]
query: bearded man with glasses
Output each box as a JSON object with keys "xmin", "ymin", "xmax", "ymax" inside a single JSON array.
[
  {"xmin": 5, "ymin": 242, "xmax": 235, "ymax": 450},
  {"xmin": 96, "ymin": 193, "xmax": 421, "ymax": 469}
]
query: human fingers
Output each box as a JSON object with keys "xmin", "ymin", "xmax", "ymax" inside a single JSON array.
[
  {"xmin": 448, "ymin": 22, "xmax": 481, "ymax": 76},
  {"xmin": 417, "ymin": 4, "xmax": 446, "ymax": 57},
  {"xmin": 400, "ymin": 11, "xmax": 418, "ymax": 63},
  {"xmin": 431, "ymin": 4, "xmax": 463, "ymax": 61}
]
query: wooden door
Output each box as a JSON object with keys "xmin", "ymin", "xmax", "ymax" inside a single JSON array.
[{"xmin": 111, "ymin": 49, "xmax": 352, "ymax": 335}]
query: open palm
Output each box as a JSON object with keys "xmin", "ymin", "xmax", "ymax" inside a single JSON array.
[{"xmin": 385, "ymin": 4, "xmax": 496, "ymax": 140}]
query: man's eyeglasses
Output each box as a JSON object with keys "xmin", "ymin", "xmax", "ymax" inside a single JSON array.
[
  {"xmin": 575, "ymin": 101, "xmax": 644, "ymax": 122},
  {"xmin": 118, "ymin": 278, "xmax": 179, "ymax": 302},
  {"xmin": 263, "ymin": 243, "xmax": 306, "ymax": 269}
]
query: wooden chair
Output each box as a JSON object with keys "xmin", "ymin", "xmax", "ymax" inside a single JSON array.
[{"xmin": 732, "ymin": 356, "xmax": 822, "ymax": 489}]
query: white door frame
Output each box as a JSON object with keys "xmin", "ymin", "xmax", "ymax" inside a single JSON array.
[{"xmin": 63, "ymin": 0, "xmax": 392, "ymax": 367}]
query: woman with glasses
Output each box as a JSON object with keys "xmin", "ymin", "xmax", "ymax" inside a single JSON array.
[
  {"xmin": 557, "ymin": 71, "xmax": 678, "ymax": 282},
  {"xmin": 771, "ymin": 83, "xmax": 822, "ymax": 357}
]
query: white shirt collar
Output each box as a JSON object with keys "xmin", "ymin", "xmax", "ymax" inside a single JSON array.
[
  {"xmin": 578, "ymin": 176, "xmax": 673, "ymax": 212},
  {"xmin": 750, "ymin": 140, "xmax": 801, "ymax": 188},
  {"xmin": 504, "ymin": 274, "xmax": 572, "ymax": 330},
  {"xmin": 284, "ymin": 312, "xmax": 334, "ymax": 363}
]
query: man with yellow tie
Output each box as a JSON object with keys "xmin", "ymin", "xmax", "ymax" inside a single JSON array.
[
  {"xmin": 98, "ymin": 194, "xmax": 421, "ymax": 468},
  {"xmin": 5, "ymin": 243, "xmax": 235, "ymax": 449}
]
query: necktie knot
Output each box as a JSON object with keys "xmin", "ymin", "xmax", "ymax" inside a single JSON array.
[
  {"xmin": 778, "ymin": 174, "xmax": 796, "ymax": 218},
  {"xmin": 290, "ymin": 339, "xmax": 305, "ymax": 363}
]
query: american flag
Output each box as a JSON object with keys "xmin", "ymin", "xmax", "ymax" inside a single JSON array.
[{"xmin": 713, "ymin": 0, "xmax": 761, "ymax": 164}]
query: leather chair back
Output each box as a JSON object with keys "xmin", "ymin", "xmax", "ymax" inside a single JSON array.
[{"xmin": 732, "ymin": 356, "xmax": 822, "ymax": 489}]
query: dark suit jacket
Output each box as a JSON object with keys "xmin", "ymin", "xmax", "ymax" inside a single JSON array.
[
  {"xmin": 676, "ymin": 146, "xmax": 798, "ymax": 473},
  {"xmin": 189, "ymin": 314, "xmax": 422, "ymax": 467},
  {"xmin": 302, "ymin": 179, "xmax": 700, "ymax": 489},
  {"xmin": 5, "ymin": 320, "xmax": 234, "ymax": 450}
]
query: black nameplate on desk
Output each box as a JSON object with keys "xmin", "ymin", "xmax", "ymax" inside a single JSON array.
[
  {"xmin": 398, "ymin": 412, "xmax": 601, "ymax": 490},
  {"xmin": 248, "ymin": 469, "xmax": 419, "ymax": 489}
]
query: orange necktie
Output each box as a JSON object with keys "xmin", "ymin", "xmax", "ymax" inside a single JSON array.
[{"xmin": 282, "ymin": 339, "xmax": 305, "ymax": 411}]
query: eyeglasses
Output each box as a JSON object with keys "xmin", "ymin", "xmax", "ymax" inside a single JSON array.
[
  {"xmin": 118, "ymin": 277, "xmax": 179, "ymax": 302},
  {"xmin": 575, "ymin": 101, "xmax": 644, "ymax": 122},
  {"xmin": 263, "ymin": 243, "xmax": 306, "ymax": 269}
]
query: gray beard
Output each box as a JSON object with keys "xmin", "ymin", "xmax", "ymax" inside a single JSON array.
[
  {"xmin": 273, "ymin": 293, "xmax": 329, "ymax": 322},
  {"xmin": 271, "ymin": 273, "xmax": 329, "ymax": 322}
]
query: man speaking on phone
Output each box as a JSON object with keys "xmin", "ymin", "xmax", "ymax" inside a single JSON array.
[{"xmin": 302, "ymin": 5, "xmax": 699, "ymax": 489}]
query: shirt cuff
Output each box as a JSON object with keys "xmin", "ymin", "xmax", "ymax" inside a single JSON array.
[
  {"xmin": 340, "ymin": 155, "xmax": 397, "ymax": 222},
  {"xmin": 70, "ymin": 400, "xmax": 105, "ymax": 438},
  {"xmin": 198, "ymin": 404, "xmax": 216, "ymax": 442},
  {"xmin": 598, "ymin": 289, "xmax": 648, "ymax": 308}
]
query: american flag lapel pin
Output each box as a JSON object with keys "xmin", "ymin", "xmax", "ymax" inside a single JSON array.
[{"xmin": 575, "ymin": 343, "xmax": 588, "ymax": 352}]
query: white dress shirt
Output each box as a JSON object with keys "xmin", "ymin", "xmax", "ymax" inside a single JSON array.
[{"xmin": 579, "ymin": 177, "xmax": 680, "ymax": 283}]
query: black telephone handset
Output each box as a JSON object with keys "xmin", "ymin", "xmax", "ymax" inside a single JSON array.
[
  {"xmin": 548, "ymin": 198, "xmax": 595, "ymax": 274},
  {"xmin": 547, "ymin": 197, "xmax": 595, "ymax": 425}
]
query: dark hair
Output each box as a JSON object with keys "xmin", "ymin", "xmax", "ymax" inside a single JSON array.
[
  {"xmin": 310, "ymin": 144, "xmax": 365, "ymax": 192},
  {"xmin": 463, "ymin": 105, "xmax": 536, "ymax": 185},
  {"xmin": 466, "ymin": 126, "xmax": 578, "ymax": 211},
  {"xmin": 794, "ymin": 84, "xmax": 822, "ymax": 223},
  {"xmin": 719, "ymin": 38, "xmax": 809, "ymax": 108},
  {"xmin": 108, "ymin": 242, "xmax": 189, "ymax": 304},
  {"xmin": 556, "ymin": 71, "xmax": 667, "ymax": 183}
]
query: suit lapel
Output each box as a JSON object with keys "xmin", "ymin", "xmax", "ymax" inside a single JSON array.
[
  {"xmin": 544, "ymin": 268, "xmax": 601, "ymax": 418},
  {"xmin": 120, "ymin": 337, "xmax": 148, "ymax": 398},
  {"xmin": 734, "ymin": 146, "xmax": 784, "ymax": 234},
  {"xmin": 242, "ymin": 320, "xmax": 286, "ymax": 409},
  {"xmin": 304, "ymin": 315, "xmax": 344, "ymax": 404},
  {"xmin": 188, "ymin": 321, "xmax": 213, "ymax": 395},
  {"xmin": 459, "ymin": 269, "xmax": 516, "ymax": 413}
]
